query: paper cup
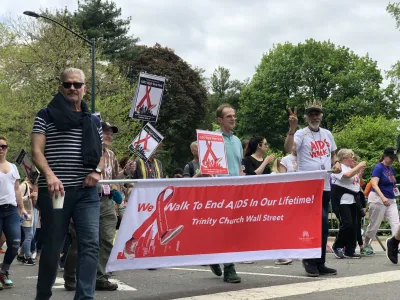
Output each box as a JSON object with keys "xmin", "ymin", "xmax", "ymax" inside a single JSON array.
[{"xmin": 52, "ymin": 193, "xmax": 65, "ymax": 209}]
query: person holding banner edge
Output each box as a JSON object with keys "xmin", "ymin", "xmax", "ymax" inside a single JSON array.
[
  {"xmin": 284, "ymin": 101, "xmax": 340, "ymax": 277},
  {"xmin": 209, "ymin": 103, "xmax": 242, "ymax": 284}
]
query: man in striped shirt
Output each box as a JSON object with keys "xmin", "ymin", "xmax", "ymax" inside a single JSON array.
[{"xmin": 31, "ymin": 68, "xmax": 104, "ymax": 300}]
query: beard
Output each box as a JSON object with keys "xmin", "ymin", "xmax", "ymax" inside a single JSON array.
[{"xmin": 308, "ymin": 121, "xmax": 321, "ymax": 131}]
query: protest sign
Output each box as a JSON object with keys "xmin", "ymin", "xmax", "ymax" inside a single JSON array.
[
  {"xmin": 107, "ymin": 171, "xmax": 326, "ymax": 271},
  {"xmin": 128, "ymin": 123, "xmax": 164, "ymax": 161},
  {"xmin": 129, "ymin": 73, "xmax": 165, "ymax": 122},
  {"xmin": 15, "ymin": 149, "xmax": 40, "ymax": 185},
  {"xmin": 197, "ymin": 130, "xmax": 228, "ymax": 175}
]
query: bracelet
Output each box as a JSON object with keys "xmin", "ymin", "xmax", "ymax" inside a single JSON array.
[{"xmin": 288, "ymin": 132, "xmax": 295, "ymax": 136}]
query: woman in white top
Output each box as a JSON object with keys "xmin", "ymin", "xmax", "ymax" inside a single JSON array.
[
  {"xmin": 331, "ymin": 149, "xmax": 366, "ymax": 259},
  {"xmin": 0, "ymin": 136, "xmax": 27, "ymax": 289},
  {"xmin": 279, "ymin": 143, "xmax": 297, "ymax": 173}
]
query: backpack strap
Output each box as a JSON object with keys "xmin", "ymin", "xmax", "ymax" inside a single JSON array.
[{"xmin": 188, "ymin": 161, "xmax": 195, "ymax": 177}]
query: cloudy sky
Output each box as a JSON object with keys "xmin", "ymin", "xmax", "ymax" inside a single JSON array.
[{"xmin": 1, "ymin": 0, "xmax": 400, "ymax": 82}]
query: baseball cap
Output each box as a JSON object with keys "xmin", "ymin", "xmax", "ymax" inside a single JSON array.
[
  {"xmin": 384, "ymin": 148, "xmax": 397, "ymax": 156},
  {"xmin": 101, "ymin": 121, "xmax": 118, "ymax": 133}
]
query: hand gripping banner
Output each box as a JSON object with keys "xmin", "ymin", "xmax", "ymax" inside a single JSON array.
[{"xmin": 107, "ymin": 171, "xmax": 327, "ymax": 271}]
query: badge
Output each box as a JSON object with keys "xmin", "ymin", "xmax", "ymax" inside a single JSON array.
[
  {"xmin": 321, "ymin": 164, "xmax": 326, "ymax": 170},
  {"xmin": 394, "ymin": 187, "xmax": 400, "ymax": 197},
  {"xmin": 102, "ymin": 184, "xmax": 111, "ymax": 196}
]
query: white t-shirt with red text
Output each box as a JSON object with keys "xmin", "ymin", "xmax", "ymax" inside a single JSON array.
[
  {"xmin": 294, "ymin": 127, "xmax": 337, "ymax": 191},
  {"xmin": 280, "ymin": 154, "xmax": 298, "ymax": 173}
]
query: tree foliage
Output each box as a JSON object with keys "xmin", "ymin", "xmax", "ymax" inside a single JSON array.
[
  {"xmin": 44, "ymin": 0, "xmax": 139, "ymax": 61},
  {"xmin": 122, "ymin": 44, "xmax": 208, "ymax": 173},
  {"xmin": 238, "ymin": 39, "xmax": 400, "ymax": 150},
  {"xmin": 334, "ymin": 115, "xmax": 400, "ymax": 181},
  {"xmin": 0, "ymin": 18, "xmax": 133, "ymax": 161}
]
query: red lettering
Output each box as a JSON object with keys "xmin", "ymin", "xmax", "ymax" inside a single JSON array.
[
  {"xmin": 310, "ymin": 142, "xmax": 317, "ymax": 151},
  {"xmin": 138, "ymin": 203, "xmax": 154, "ymax": 212},
  {"xmin": 317, "ymin": 141, "xmax": 325, "ymax": 150}
]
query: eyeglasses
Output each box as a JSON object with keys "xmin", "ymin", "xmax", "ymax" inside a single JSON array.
[
  {"xmin": 0, "ymin": 145, "xmax": 8, "ymax": 150},
  {"xmin": 62, "ymin": 82, "xmax": 84, "ymax": 89}
]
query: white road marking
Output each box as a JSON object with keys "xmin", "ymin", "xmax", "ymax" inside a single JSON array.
[
  {"xmin": 167, "ymin": 267, "xmax": 311, "ymax": 279},
  {"xmin": 26, "ymin": 276, "xmax": 137, "ymax": 291},
  {"xmin": 171, "ymin": 270, "xmax": 400, "ymax": 300},
  {"xmin": 262, "ymin": 266, "xmax": 280, "ymax": 269}
]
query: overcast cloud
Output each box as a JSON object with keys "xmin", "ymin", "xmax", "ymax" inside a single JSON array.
[{"xmin": 1, "ymin": 0, "xmax": 400, "ymax": 82}]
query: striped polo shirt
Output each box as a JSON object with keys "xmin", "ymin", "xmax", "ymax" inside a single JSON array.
[{"xmin": 31, "ymin": 108, "xmax": 102, "ymax": 188}]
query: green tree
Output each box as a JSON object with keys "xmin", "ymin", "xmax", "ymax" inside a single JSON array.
[
  {"xmin": 122, "ymin": 44, "xmax": 208, "ymax": 173},
  {"xmin": 334, "ymin": 115, "xmax": 400, "ymax": 181},
  {"xmin": 208, "ymin": 66, "xmax": 248, "ymax": 111},
  {"xmin": 0, "ymin": 17, "xmax": 133, "ymax": 161},
  {"xmin": 45, "ymin": 0, "xmax": 139, "ymax": 61},
  {"xmin": 238, "ymin": 39, "xmax": 399, "ymax": 150}
]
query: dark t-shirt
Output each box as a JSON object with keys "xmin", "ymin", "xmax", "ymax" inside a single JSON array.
[
  {"xmin": 371, "ymin": 163, "xmax": 396, "ymax": 199},
  {"xmin": 242, "ymin": 156, "xmax": 271, "ymax": 175}
]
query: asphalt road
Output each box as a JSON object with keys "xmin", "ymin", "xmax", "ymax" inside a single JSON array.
[{"xmin": 0, "ymin": 240, "xmax": 398, "ymax": 300}]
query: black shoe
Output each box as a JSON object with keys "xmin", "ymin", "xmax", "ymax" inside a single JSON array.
[
  {"xmin": 223, "ymin": 265, "xmax": 241, "ymax": 283},
  {"xmin": 95, "ymin": 280, "xmax": 118, "ymax": 291},
  {"xmin": 24, "ymin": 257, "xmax": 36, "ymax": 266},
  {"xmin": 209, "ymin": 264, "xmax": 222, "ymax": 277},
  {"xmin": 386, "ymin": 238, "xmax": 399, "ymax": 264},
  {"xmin": 16, "ymin": 255, "xmax": 25, "ymax": 263},
  {"xmin": 317, "ymin": 265, "xmax": 337, "ymax": 276},
  {"xmin": 64, "ymin": 281, "xmax": 76, "ymax": 291},
  {"xmin": 301, "ymin": 260, "xmax": 319, "ymax": 277}
]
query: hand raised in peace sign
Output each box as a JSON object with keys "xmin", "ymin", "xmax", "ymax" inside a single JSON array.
[{"xmin": 287, "ymin": 107, "xmax": 298, "ymax": 133}]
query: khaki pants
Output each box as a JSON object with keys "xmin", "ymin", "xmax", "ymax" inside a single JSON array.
[
  {"xmin": 97, "ymin": 197, "xmax": 117, "ymax": 282},
  {"xmin": 365, "ymin": 192, "xmax": 399, "ymax": 239}
]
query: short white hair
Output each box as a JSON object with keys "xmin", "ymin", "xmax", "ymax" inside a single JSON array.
[
  {"xmin": 190, "ymin": 141, "xmax": 197, "ymax": 151},
  {"xmin": 337, "ymin": 149, "xmax": 355, "ymax": 162},
  {"xmin": 60, "ymin": 68, "xmax": 86, "ymax": 82}
]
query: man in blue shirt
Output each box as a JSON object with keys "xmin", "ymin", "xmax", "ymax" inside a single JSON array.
[{"xmin": 209, "ymin": 104, "xmax": 242, "ymax": 283}]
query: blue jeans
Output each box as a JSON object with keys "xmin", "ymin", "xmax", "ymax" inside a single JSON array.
[
  {"xmin": 35, "ymin": 186, "xmax": 100, "ymax": 300},
  {"xmin": 21, "ymin": 226, "xmax": 34, "ymax": 258},
  {"xmin": 0, "ymin": 205, "xmax": 21, "ymax": 272}
]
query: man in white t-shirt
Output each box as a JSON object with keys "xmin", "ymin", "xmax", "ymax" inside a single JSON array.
[{"xmin": 284, "ymin": 102, "xmax": 340, "ymax": 277}]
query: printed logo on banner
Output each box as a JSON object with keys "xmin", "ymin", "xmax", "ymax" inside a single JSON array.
[
  {"xmin": 129, "ymin": 73, "xmax": 166, "ymax": 122},
  {"xmin": 128, "ymin": 123, "xmax": 164, "ymax": 161},
  {"xmin": 117, "ymin": 186, "xmax": 184, "ymax": 260},
  {"xmin": 197, "ymin": 130, "xmax": 229, "ymax": 175}
]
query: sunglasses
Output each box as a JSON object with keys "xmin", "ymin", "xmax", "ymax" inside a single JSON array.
[
  {"xmin": 62, "ymin": 82, "xmax": 84, "ymax": 89},
  {"xmin": 0, "ymin": 145, "xmax": 8, "ymax": 150}
]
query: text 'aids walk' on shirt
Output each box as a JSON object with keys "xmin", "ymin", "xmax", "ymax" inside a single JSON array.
[
  {"xmin": 294, "ymin": 127, "xmax": 337, "ymax": 191},
  {"xmin": 31, "ymin": 108, "xmax": 103, "ymax": 188}
]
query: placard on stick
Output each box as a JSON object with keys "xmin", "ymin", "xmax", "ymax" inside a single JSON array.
[
  {"xmin": 129, "ymin": 123, "xmax": 164, "ymax": 161},
  {"xmin": 15, "ymin": 149, "xmax": 40, "ymax": 185},
  {"xmin": 197, "ymin": 130, "xmax": 229, "ymax": 175},
  {"xmin": 129, "ymin": 73, "xmax": 166, "ymax": 122}
]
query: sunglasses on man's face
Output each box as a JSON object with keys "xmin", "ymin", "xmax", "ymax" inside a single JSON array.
[
  {"xmin": 62, "ymin": 82, "xmax": 84, "ymax": 89},
  {"xmin": 0, "ymin": 145, "xmax": 8, "ymax": 150}
]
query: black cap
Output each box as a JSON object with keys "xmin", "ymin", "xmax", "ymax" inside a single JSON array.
[
  {"xmin": 101, "ymin": 121, "xmax": 118, "ymax": 133},
  {"xmin": 384, "ymin": 148, "xmax": 397, "ymax": 156},
  {"xmin": 305, "ymin": 107, "xmax": 323, "ymax": 115}
]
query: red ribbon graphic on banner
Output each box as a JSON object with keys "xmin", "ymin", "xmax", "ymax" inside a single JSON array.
[
  {"xmin": 133, "ymin": 134, "xmax": 151, "ymax": 150},
  {"xmin": 136, "ymin": 86, "xmax": 156, "ymax": 111},
  {"xmin": 202, "ymin": 141, "xmax": 223, "ymax": 169},
  {"xmin": 118, "ymin": 186, "xmax": 184, "ymax": 259}
]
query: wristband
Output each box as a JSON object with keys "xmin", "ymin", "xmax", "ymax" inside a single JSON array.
[{"xmin": 288, "ymin": 132, "xmax": 295, "ymax": 136}]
